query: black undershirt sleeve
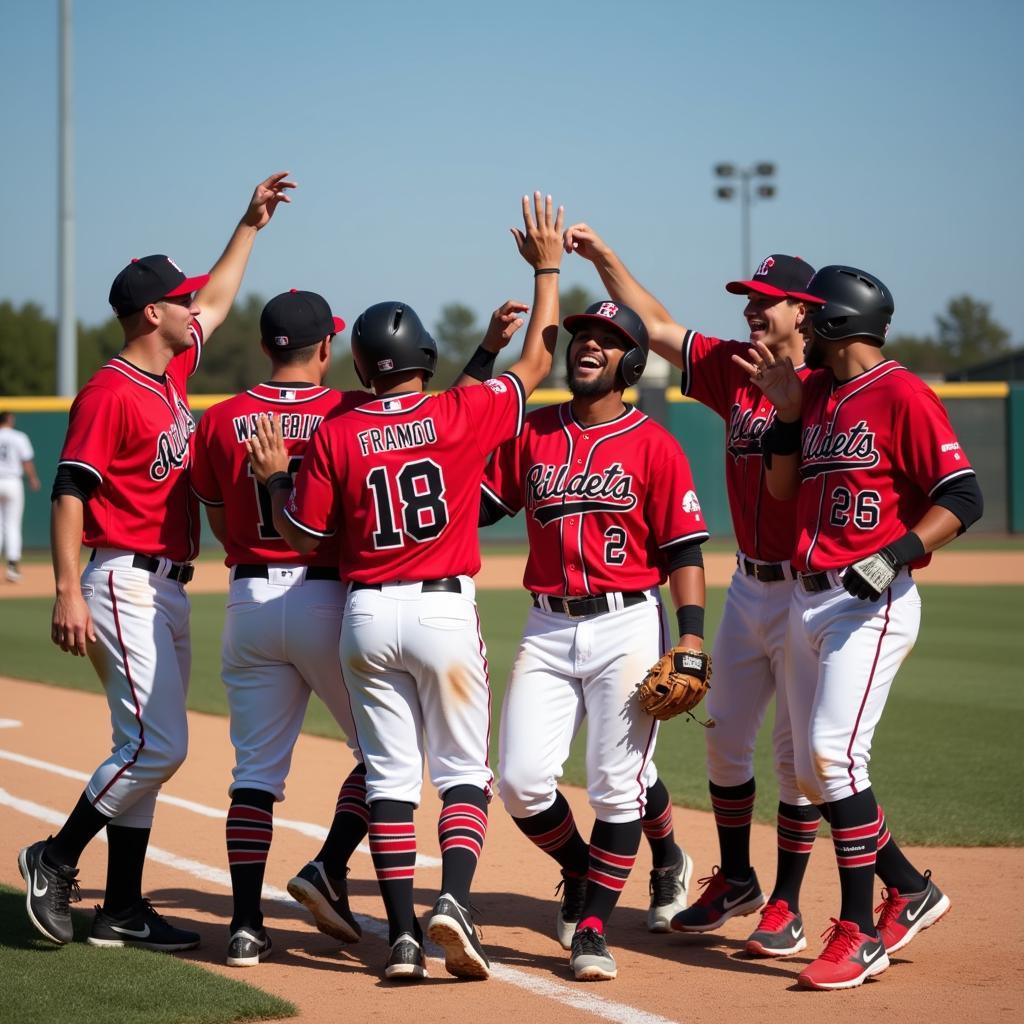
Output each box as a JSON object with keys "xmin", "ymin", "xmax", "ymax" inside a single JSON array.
[
  {"xmin": 51, "ymin": 464, "xmax": 100, "ymax": 504},
  {"xmin": 478, "ymin": 491, "xmax": 508, "ymax": 528},
  {"xmin": 932, "ymin": 473, "xmax": 983, "ymax": 533}
]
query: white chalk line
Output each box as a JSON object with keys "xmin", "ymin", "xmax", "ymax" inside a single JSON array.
[
  {"xmin": 1, "ymin": 783, "xmax": 679, "ymax": 1024},
  {"xmin": 0, "ymin": 719, "xmax": 23, "ymax": 729}
]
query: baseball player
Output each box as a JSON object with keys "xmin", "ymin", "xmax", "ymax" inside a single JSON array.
[
  {"xmin": 566, "ymin": 224, "xmax": 826, "ymax": 954},
  {"xmin": 246, "ymin": 193, "xmax": 563, "ymax": 982},
  {"xmin": 190, "ymin": 289, "xmax": 373, "ymax": 966},
  {"xmin": 480, "ymin": 299, "xmax": 710, "ymax": 981},
  {"xmin": 0, "ymin": 411, "xmax": 42, "ymax": 582},
  {"xmin": 18, "ymin": 173, "xmax": 294, "ymax": 951},
  {"xmin": 736, "ymin": 265, "xmax": 982, "ymax": 989}
]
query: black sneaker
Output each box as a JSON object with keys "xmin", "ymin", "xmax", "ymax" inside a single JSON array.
[
  {"xmin": 426, "ymin": 893, "xmax": 490, "ymax": 979},
  {"xmin": 226, "ymin": 926, "xmax": 273, "ymax": 967},
  {"xmin": 384, "ymin": 932, "xmax": 427, "ymax": 980},
  {"xmin": 570, "ymin": 926, "xmax": 617, "ymax": 981},
  {"xmin": 555, "ymin": 870, "xmax": 588, "ymax": 950},
  {"xmin": 647, "ymin": 850, "xmax": 694, "ymax": 932},
  {"xmin": 87, "ymin": 899, "xmax": 200, "ymax": 951},
  {"xmin": 287, "ymin": 860, "xmax": 361, "ymax": 942},
  {"xmin": 670, "ymin": 865, "xmax": 765, "ymax": 933},
  {"xmin": 18, "ymin": 839, "xmax": 80, "ymax": 945}
]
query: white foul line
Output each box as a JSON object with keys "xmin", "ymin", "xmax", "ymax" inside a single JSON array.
[
  {"xmin": 1, "ymin": 783, "xmax": 679, "ymax": 1024},
  {"xmin": 0, "ymin": 719, "xmax": 23, "ymax": 729}
]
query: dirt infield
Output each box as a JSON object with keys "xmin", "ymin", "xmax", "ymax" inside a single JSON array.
[
  {"xmin": 3, "ymin": 548, "xmax": 1022, "ymax": 600},
  {"xmin": 2, "ymin": 674, "xmax": 1022, "ymax": 1023}
]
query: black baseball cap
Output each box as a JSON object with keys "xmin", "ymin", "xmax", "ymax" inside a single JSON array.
[
  {"xmin": 108, "ymin": 255, "xmax": 210, "ymax": 317},
  {"xmin": 562, "ymin": 300, "xmax": 649, "ymax": 354},
  {"xmin": 725, "ymin": 254, "xmax": 824, "ymax": 304},
  {"xmin": 260, "ymin": 290, "xmax": 346, "ymax": 350}
]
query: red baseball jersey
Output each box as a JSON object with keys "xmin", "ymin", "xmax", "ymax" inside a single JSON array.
[
  {"xmin": 285, "ymin": 374, "xmax": 526, "ymax": 582},
  {"xmin": 793, "ymin": 360, "xmax": 975, "ymax": 572},
  {"xmin": 482, "ymin": 403, "xmax": 709, "ymax": 595},
  {"xmin": 58, "ymin": 325, "xmax": 204, "ymax": 562},
  {"xmin": 682, "ymin": 330, "xmax": 809, "ymax": 562},
  {"xmin": 191, "ymin": 383, "xmax": 369, "ymax": 567}
]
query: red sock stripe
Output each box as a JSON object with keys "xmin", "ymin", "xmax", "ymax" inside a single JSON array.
[
  {"xmin": 440, "ymin": 837, "xmax": 483, "ymax": 857},
  {"xmin": 336, "ymin": 775, "xmax": 368, "ymax": 818},
  {"xmin": 438, "ymin": 803, "xmax": 487, "ymax": 861},
  {"xmin": 710, "ymin": 795, "xmax": 756, "ymax": 809},
  {"xmin": 777, "ymin": 811, "xmax": 818, "ymax": 854},
  {"xmin": 831, "ymin": 821, "xmax": 878, "ymax": 841},
  {"xmin": 369, "ymin": 819, "xmax": 417, "ymax": 884},
  {"xmin": 375, "ymin": 865, "xmax": 416, "ymax": 881},
  {"xmin": 226, "ymin": 826, "xmax": 274, "ymax": 842},
  {"xmin": 777, "ymin": 836, "xmax": 816, "ymax": 854},
  {"xmin": 836, "ymin": 851, "xmax": 877, "ymax": 869},
  {"xmin": 711, "ymin": 794, "xmax": 754, "ymax": 829},
  {"xmin": 778, "ymin": 813, "xmax": 819, "ymax": 833},
  {"xmin": 875, "ymin": 806, "xmax": 891, "ymax": 850},
  {"xmin": 229, "ymin": 851, "xmax": 270, "ymax": 864},
  {"xmin": 226, "ymin": 804, "xmax": 273, "ymax": 867},
  {"xmin": 590, "ymin": 845, "xmax": 637, "ymax": 870},
  {"xmin": 588, "ymin": 868, "xmax": 630, "ymax": 892},
  {"xmin": 642, "ymin": 805, "xmax": 673, "ymax": 840},
  {"xmin": 229, "ymin": 805, "xmax": 273, "ymax": 823},
  {"xmin": 370, "ymin": 822, "xmax": 416, "ymax": 836},
  {"xmin": 529, "ymin": 810, "xmax": 579, "ymax": 853}
]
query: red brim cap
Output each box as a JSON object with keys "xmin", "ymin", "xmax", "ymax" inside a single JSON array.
[
  {"xmin": 165, "ymin": 273, "xmax": 211, "ymax": 297},
  {"xmin": 332, "ymin": 316, "xmax": 346, "ymax": 335},
  {"xmin": 725, "ymin": 279, "xmax": 825, "ymax": 304}
]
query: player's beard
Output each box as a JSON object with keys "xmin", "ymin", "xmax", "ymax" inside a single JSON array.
[{"xmin": 568, "ymin": 363, "xmax": 617, "ymax": 398}]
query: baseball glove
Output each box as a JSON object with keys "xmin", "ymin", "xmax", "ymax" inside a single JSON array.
[{"xmin": 636, "ymin": 647, "xmax": 713, "ymax": 725}]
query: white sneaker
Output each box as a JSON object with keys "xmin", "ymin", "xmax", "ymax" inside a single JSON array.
[{"xmin": 647, "ymin": 850, "xmax": 694, "ymax": 932}]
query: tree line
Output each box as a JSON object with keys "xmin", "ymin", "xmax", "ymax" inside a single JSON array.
[{"xmin": 0, "ymin": 290, "xmax": 1012, "ymax": 396}]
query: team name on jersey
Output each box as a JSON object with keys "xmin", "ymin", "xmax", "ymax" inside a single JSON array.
[
  {"xmin": 357, "ymin": 418, "xmax": 438, "ymax": 456},
  {"xmin": 800, "ymin": 419, "xmax": 880, "ymax": 479},
  {"xmin": 232, "ymin": 412, "xmax": 324, "ymax": 444},
  {"xmin": 525, "ymin": 461, "xmax": 637, "ymax": 525},
  {"xmin": 727, "ymin": 402, "xmax": 772, "ymax": 459},
  {"xmin": 150, "ymin": 395, "xmax": 195, "ymax": 482}
]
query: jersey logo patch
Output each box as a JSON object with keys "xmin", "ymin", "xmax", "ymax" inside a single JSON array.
[
  {"xmin": 799, "ymin": 419, "xmax": 880, "ymax": 480},
  {"xmin": 273, "ymin": 335, "xmax": 289, "ymax": 347},
  {"xmin": 595, "ymin": 301, "xmax": 619, "ymax": 319},
  {"xmin": 756, "ymin": 256, "xmax": 775, "ymax": 276},
  {"xmin": 525, "ymin": 461, "xmax": 637, "ymax": 525},
  {"xmin": 377, "ymin": 358, "xmax": 395, "ymax": 372},
  {"xmin": 681, "ymin": 489, "xmax": 702, "ymax": 515},
  {"xmin": 484, "ymin": 378, "xmax": 507, "ymax": 394}
]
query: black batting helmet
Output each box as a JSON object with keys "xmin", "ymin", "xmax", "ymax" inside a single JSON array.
[
  {"xmin": 350, "ymin": 302, "xmax": 438, "ymax": 388},
  {"xmin": 807, "ymin": 266, "xmax": 894, "ymax": 345},
  {"xmin": 563, "ymin": 300, "xmax": 650, "ymax": 387}
]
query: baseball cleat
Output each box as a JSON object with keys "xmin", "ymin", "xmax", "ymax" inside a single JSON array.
[
  {"xmin": 384, "ymin": 932, "xmax": 428, "ymax": 980},
  {"xmin": 744, "ymin": 898, "xmax": 807, "ymax": 957},
  {"xmin": 426, "ymin": 893, "xmax": 490, "ymax": 979},
  {"xmin": 570, "ymin": 924, "xmax": 617, "ymax": 981},
  {"xmin": 18, "ymin": 839, "xmax": 80, "ymax": 945},
  {"xmin": 287, "ymin": 860, "xmax": 361, "ymax": 943},
  {"xmin": 226, "ymin": 926, "xmax": 273, "ymax": 967},
  {"xmin": 647, "ymin": 849, "xmax": 694, "ymax": 932},
  {"xmin": 875, "ymin": 870, "xmax": 950, "ymax": 954},
  {"xmin": 555, "ymin": 869, "xmax": 588, "ymax": 949},
  {"xmin": 798, "ymin": 918, "xmax": 889, "ymax": 990},
  {"xmin": 87, "ymin": 899, "xmax": 200, "ymax": 951},
  {"xmin": 669, "ymin": 865, "xmax": 766, "ymax": 932},
  {"xmin": 6, "ymin": 562, "xmax": 22, "ymax": 583}
]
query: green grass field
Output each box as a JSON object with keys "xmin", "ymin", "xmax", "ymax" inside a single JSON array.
[
  {"xmin": 2, "ymin": 585, "xmax": 1021, "ymax": 846},
  {"xmin": 0, "ymin": 887, "xmax": 294, "ymax": 1024}
]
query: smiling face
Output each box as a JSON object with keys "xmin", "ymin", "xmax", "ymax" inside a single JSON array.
[
  {"xmin": 743, "ymin": 293, "xmax": 808, "ymax": 351},
  {"xmin": 567, "ymin": 325, "xmax": 631, "ymax": 398},
  {"xmin": 153, "ymin": 292, "xmax": 201, "ymax": 351}
]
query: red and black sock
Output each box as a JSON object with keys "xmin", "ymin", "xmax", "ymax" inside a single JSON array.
[
  {"xmin": 873, "ymin": 803, "xmax": 927, "ymax": 893},
  {"xmin": 226, "ymin": 788, "xmax": 275, "ymax": 931},
  {"xmin": 579, "ymin": 818, "xmax": 642, "ymax": 929},
  {"xmin": 314, "ymin": 763, "xmax": 369, "ymax": 873},
  {"xmin": 829, "ymin": 789, "xmax": 879, "ymax": 935},
  {"xmin": 770, "ymin": 801, "xmax": 820, "ymax": 911},
  {"xmin": 46, "ymin": 791, "xmax": 110, "ymax": 869},
  {"xmin": 438, "ymin": 785, "xmax": 488, "ymax": 906},
  {"xmin": 103, "ymin": 824, "xmax": 151, "ymax": 915},
  {"xmin": 512, "ymin": 790, "xmax": 589, "ymax": 876},
  {"xmin": 368, "ymin": 800, "xmax": 418, "ymax": 944},
  {"xmin": 709, "ymin": 778, "xmax": 756, "ymax": 880},
  {"xmin": 642, "ymin": 778, "xmax": 681, "ymax": 869}
]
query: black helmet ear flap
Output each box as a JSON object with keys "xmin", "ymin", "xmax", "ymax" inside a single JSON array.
[{"xmin": 618, "ymin": 346, "xmax": 647, "ymax": 387}]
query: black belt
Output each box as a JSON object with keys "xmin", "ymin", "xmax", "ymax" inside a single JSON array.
[
  {"xmin": 351, "ymin": 577, "xmax": 462, "ymax": 594},
  {"xmin": 739, "ymin": 557, "xmax": 792, "ymax": 583},
  {"xmin": 90, "ymin": 549, "xmax": 194, "ymax": 584},
  {"xmin": 233, "ymin": 564, "xmax": 340, "ymax": 581},
  {"xmin": 533, "ymin": 591, "xmax": 646, "ymax": 617},
  {"xmin": 799, "ymin": 571, "xmax": 837, "ymax": 593}
]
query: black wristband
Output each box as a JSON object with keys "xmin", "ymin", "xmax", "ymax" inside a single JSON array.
[
  {"xmin": 882, "ymin": 531, "xmax": 926, "ymax": 568},
  {"xmin": 461, "ymin": 345, "xmax": 498, "ymax": 383},
  {"xmin": 676, "ymin": 604, "xmax": 705, "ymax": 640},
  {"xmin": 534, "ymin": 267, "xmax": 560, "ymax": 276},
  {"xmin": 764, "ymin": 417, "xmax": 802, "ymax": 456},
  {"xmin": 265, "ymin": 472, "xmax": 293, "ymax": 494}
]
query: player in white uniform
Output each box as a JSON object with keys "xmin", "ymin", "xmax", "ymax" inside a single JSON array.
[{"xmin": 0, "ymin": 412, "xmax": 42, "ymax": 581}]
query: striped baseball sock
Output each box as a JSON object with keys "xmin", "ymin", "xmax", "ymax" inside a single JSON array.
[
  {"xmin": 642, "ymin": 777, "xmax": 681, "ymax": 869},
  {"xmin": 770, "ymin": 801, "xmax": 820, "ymax": 911},
  {"xmin": 437, "ymin": 785, "xmax": 488, "ymax": 906},
  {"xmin": 579, "ymin": 818, "xmax": 643, "ymax": 928},
  {"xmin": 873, "ymin": 803, "xmax": 927, "ymax": 893},
  {"xmin": 512, "ymin": 790, "xmax": 589, "ymax": 875},
  {"xmin": 829, "ymin": 789, "xmax": 879, "ymax": 934},
  {"xmin": 226, "ymin": 788, "xmax": 275, "ymax": 931},
  {"xmin": 368, "ymin": 800, "xmax": 418, "ymax": 944},
  {"xmin": 709, "ymin": 778, "xmax": 756, "ymax": 880},
  {"xmin": 314, "ymin": 763, "xmax": 369, "ymax": 873}
]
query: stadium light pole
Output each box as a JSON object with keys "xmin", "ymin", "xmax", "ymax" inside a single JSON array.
[
  {"xmin": 57, "ymin": 0, "xmax": 76, "ymax": 396},
  {"xmin": 714, "ymin": 162, "xmax": 776, "ymax": 278}
]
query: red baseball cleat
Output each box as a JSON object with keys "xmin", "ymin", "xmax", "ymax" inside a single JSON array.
[{"xmin": 798, "ymin": 918, "xmax": 889, "ymax": 990}]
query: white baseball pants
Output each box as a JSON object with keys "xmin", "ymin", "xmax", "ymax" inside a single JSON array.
[{"xmin": 0, "ymin": 476, "xmax": 25, "ymax": 562}]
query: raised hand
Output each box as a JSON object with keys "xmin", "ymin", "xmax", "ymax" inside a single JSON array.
[
  {"xmin": 481, "ymin": 300, "xmax": 529, "ymax": 353},
  {"xmin": 242, "ymin": 171, "xmax": 297, "ymax": 230},
  {"xmin": 731, "ymin": 340, "xmax": 803, "ymax": 422},
  {"xmin": 511, "ymin": 191, "xmax": 565, "ymax": 271},
  {"xmin": 245, "ymin": 414, "xmax": 290, "ymax": 484},
  {"xmin": 563, "ymin": 222, "xmax": 610, "ymax": 263}
]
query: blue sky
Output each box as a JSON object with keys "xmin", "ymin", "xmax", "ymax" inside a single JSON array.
[{"xmin": 2, "ymin": 0, "xmax": 1021, "ymax": 350}]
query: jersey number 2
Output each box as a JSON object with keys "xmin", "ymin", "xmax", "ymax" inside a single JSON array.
[{"xmin": 367, "ymin": 459, "xmax": 449, "ymax": 549}]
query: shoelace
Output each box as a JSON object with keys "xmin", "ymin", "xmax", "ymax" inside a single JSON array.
[
  {"xmin": 874, "ymin": 887, "xmax": 906, "ymax": 930},
  {"xmin": 51, "ymin": 867, "xmax": 82, "ymax": 915},
  {"xmin": 573, "ymin": 927, "xmax": 606, "ymax": 956},
  {"xmin": 649, "ymin": 865, "xmax": 682, "ymax": 906},
  {"xmin": 755, "ymin": 901, "xmax": 792, "ymax": 933},
  {"xmin": 555, "ymin": 875, "xmax": 587, "ymax": 921},
  {"xmin": 691, "ymin": 866, "xmax": 729, "ymax": 907},
  {"xmin": 817, "ymin": 919, "xmax": 861, "ymax": 963}
]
